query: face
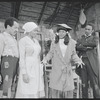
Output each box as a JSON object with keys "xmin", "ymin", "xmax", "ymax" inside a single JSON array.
[
  {"xmin": 30, "ymin": 27, "xmax": 40, "ymax": 38},
  {"xmin": 85, "ymin": 25, "xmax": 94, "ymax": 36},
  {"xmin": 58, "ymin": 29, "xmax": 67, "ymax": 39},
  {"xmin": 9, "ymin": 21, "xmax": 19, "ymax": 36}
]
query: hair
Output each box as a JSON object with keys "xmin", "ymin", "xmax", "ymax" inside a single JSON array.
[
  {"xmin": 55, "ymin": 33, "xmax": 70, "ymax": 45},
  {"xmin": 54, "ymin": 25, "xmax": 71, "ymax": 45},
  {"xmin": 86, "ymin": 23, "xmax": 95, "ymax": 30},
  {"xmin": 4, "ymin": 17, "xmax": 18, "ymax": 29}
]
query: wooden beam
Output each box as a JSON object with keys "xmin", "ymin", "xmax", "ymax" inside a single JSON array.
[
  {"xmin": 11, "ymin": 2, "xmax": 21, "ymax": 19},
  {"xmin": 37, "ymin": 2, "xmax": 47, "ymax": 25},
  {"xmin": 11, "ymin": 2, "xmax": 16, "ymax": 17},
  {"xmin": 74, "ymin": 12, "xmax": 80, "ymax": 28},
  {"xmin": 84, "ymin": 2, "xmax": 96, "ymax": 11},
  {"xmin": 49, "ymin": 2, "xmax": 60, "ymax": 26},
  {"xmin": 15, "ymin": 2, "xmax": 21, "ymax": 19},
  {"xmin": 65, "ymin": 2, "xmax": 74, "ymax": 24}
]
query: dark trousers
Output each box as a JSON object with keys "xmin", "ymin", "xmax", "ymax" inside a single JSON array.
[
  {"xmin": 48, "ymin": 88, "xmax": 73, "ymax": 98},
  {"xmin": 0, "ymin": 56, "xmax": 19, "ymax": 97},
  {"xmin": 81, "ymin": 57, "xmax": 100, "ymax": 98}
]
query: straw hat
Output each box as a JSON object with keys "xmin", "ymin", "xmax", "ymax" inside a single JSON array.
[{"xmin": 57, "ymin": 24, "xmax": 72, "ymax": 30}]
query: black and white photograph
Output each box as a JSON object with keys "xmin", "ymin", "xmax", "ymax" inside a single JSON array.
[{"xmin": 0, "ymin": 1, "xmax": 100, "ymax": 98}]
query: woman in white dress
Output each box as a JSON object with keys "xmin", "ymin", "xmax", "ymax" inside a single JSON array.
[{"xmin": 15, "ymin": 22, "xmax": 45, "ymax": 98}]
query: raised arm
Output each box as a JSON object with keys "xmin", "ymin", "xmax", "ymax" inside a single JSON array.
[
  {"xmin": 42, "ymin": 41, "xmax": 54, "ymax": 64},
  {"xmin": 71, "ymin": 42, "xmax": 84, "ymax": 66}
]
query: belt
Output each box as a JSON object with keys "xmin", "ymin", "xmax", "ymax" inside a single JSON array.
[
  {"xmin": 82, "ymin": 56, "xmax": 88, "ymax": 58},
  {"xmin": 2, "ymin": 55, "xmax": 18, "ymax": 59}
]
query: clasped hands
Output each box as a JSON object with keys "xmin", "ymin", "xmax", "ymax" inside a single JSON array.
[{"xmin": 23, "ymin": 74, "xmax": 29, "ymax": 83}]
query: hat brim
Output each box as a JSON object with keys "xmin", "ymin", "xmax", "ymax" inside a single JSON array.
[{"xmin": 57, "ymin": 24, "xmax": 72, "ymax": 30}]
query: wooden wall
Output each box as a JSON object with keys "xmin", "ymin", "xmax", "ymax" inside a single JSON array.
[
  {"xmin": 0, "ymin": 2, "xmax": 98, "ymax": 41},
  {"xmin": 76, "ymin": 3, "xmax": 100, "ymax": 39},
  {"xmin": 85, "ymin": 3, "xmax": 100, "ymax": 31}
]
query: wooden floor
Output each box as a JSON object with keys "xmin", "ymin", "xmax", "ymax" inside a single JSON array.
[
  {"xmin": 0, "ymin": 82, "xmax": 93, "ymax": 98},
  {"xmin": 0, "ymin": 70, "xmax": 93, "ymax": 98}
]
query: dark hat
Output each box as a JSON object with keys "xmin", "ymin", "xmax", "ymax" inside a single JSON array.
[{"xmin": 56, "ymin": 24, "xmax": 72, "ymax": 32}]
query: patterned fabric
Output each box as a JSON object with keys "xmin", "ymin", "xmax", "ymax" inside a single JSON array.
[
  {"xmin": 0, "ymin": 32, "xmax": 19, "ymax": 59},
  {"xmin": 0, "ymin": 56, "xmax": 19, "ymax": 98}
]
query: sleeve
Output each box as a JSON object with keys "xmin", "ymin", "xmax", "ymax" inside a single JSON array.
[
  {"xmin": 44, "ymin": 41, "xmax": 54, "ymax": 62},
  {"xmin": 0, "ymin": 34, "xmax": 5, "ymax": 63},
  {"xmin": 83, "ymin": 35, "xmax": 98, "ymax": 47},
  {"xmin": 18, "ymin": 39, "xmax": 26, "ymax": 74},
  {"xmin": 71, "ymin": 42, "xmax": 82, "ymax": 64},
  {"xmin": 76, "ymin": 38, "xmax": 87, "ymax": 51}
]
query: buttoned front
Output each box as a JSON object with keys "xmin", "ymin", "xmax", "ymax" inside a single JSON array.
[
  {"xmin": 0, "ymin": 32, "xmax": 19, "ymax": 59},
  {"xmin": 45, "ymin": 39, "xmax": 81, "ymax": 91}
]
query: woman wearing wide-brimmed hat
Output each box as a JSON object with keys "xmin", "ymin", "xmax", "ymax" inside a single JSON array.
[{"xmin": 42, "ymin": 24, "xmax": 84, "ymax": 98}]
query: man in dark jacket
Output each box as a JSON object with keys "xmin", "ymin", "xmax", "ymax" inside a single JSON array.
[{"xmin": 76, "ymin": 23, "xmax": 100, "ymax": 98}]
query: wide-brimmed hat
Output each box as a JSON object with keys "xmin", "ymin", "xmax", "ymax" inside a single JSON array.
[
  {"xmin": 56, "ymin": 24, "xmax": 72, "ymax": 32},
  {"xmin": 22, "ymin": 22, "xmax": 38, "ymax": 34}
]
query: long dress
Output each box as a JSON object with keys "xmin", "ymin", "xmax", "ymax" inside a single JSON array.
[{"xmin": 15, "ymin": 36, "xmax": 45, "ymax": 98}]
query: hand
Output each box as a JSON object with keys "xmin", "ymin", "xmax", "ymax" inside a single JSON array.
[
  {"xmin": 23, "ymin": 74, "xmax": 29, "ymax": 83},
  {"xmin": 0, "ymin": 74, "xmax": 2, "ymax": 84},
  {"xmin": 76, "ymin": 61, "xmax": 85, "ymax": 68},
  {"xmin": 41, "ymin": 58, "xmax": 48, "ymax": 65},
  {"xmin": 76, "ymin": 56, "xmax": 85, "ymax": 68}
]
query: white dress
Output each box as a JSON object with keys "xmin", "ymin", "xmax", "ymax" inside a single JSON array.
[{"xmin": 15, "ymin": 36, "xmax": 45, "ymax": 98}]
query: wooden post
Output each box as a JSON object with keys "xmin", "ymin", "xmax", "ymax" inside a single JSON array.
[
  {"xmin": 94, "ymin": 4, "xmax": 100, "ymax": 91},
  {"xmin": 39, "ymin": 29, "xmax": 48, "ymax": 98},
  {"xmin": 96, "ymin": 31, "xmax": 100, "ymax": 88}
]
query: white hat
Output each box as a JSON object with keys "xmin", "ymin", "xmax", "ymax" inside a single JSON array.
[
  {"xmin": 57, "ymin": 24, "xmax": 72, "ymax": 30},
  {"xmin": 22, "ymin": 22, "xmax": 38, "ymax": 34}
]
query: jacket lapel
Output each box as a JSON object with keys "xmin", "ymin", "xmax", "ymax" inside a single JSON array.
[
  {"xmin": 55, "ymin": 42, "xmax": 70, "ymax": 65},
  {"xmin": 55, "ymin": 43, "xmax": 64, "ymax": 61},
  {"xmin": 64, "ymin": 40, "xmax": 72, "ymax": 63}
]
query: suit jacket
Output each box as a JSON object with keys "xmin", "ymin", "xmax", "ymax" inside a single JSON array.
[
  {"xmin": 76, "ymin": 34, "xmax": 99, "ymax": 77},
  {"xmin": 45, "ymin": 38, "xmax": 81, "ymax": 91}
]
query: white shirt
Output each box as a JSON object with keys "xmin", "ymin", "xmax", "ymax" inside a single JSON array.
[
  {"xmin": 59, "ymin": 39, "xmax": 67, "ymax": 57},
  {"xmin": 0, "ymin": 32, "xmax": 19, "ymax": 60}
]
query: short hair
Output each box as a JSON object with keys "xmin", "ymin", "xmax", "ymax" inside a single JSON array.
[
  {"xmin": 86, "ymin": 23, "xmax": 95, "ymax": 30},
  {"xmin": 4, "ymin": 17, "xmax": 18, "ymax": 29}
]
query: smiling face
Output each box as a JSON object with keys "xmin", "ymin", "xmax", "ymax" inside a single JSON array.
[
  {"xmin": 8, "ymin": 21, "xmax": 19, "ymax": 36},
  {"xmin": 30, "ymin": 27, "xmax": 40, "ymax": 38},
  {"xmin": 58, "ymin": 29, "xmax": 67, "ymax": 39},
  {"xmin": 85, "ymin": 24, "xmax": 94, "ymax": 36}
]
